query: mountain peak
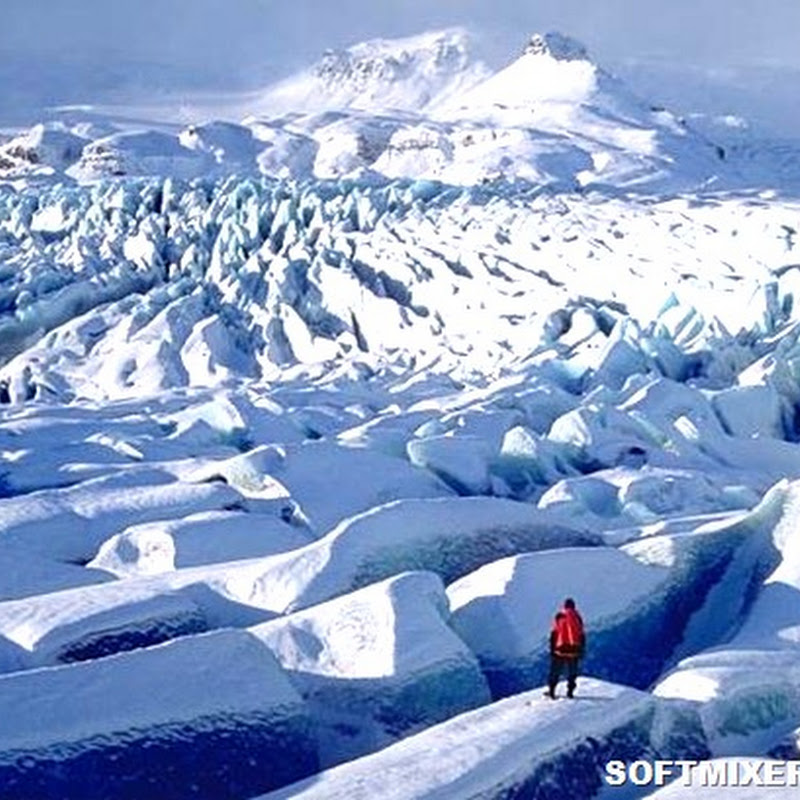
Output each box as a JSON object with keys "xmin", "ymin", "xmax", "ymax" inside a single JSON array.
[
  {"xmin": 312, "ymin": 28, "xmax": 477, "ymax": 90},
  {"xmin": 435, "ymin": 30, "xmax": 601, "ymax": 118},
  {"xmin": 523, "ymin": 32, "xmax": 590, "ymax": 62},
  {"xmin": 255, "ymin": 28, "xmax": 491, "ymax": 115}
]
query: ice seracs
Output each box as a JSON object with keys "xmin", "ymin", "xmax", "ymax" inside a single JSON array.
[
  {"xmin": 4, "ymin": 178, "xmax": 799, "ymax": 404},
  {"xmin": 184, "ymin": 441, "xmax": 454, "ymax": 535}
]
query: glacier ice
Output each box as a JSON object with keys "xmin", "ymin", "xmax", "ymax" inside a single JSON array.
[
  {"xmin": 0, "ymin": 468, "xmax": 244, "ymax": 562},
  {"xmin": 447, "ymin": 547, "xmax": 669, "ymax": 696},
  {"xmin": 652, "ymin": 481, "xmax": 800, "ymax": 752},
  {"xmin": 183, "ymin": 440, "xmax": 454, "ymax": 534},
  {"xmin": 0, "ymin": 630, "xmax": 318, "ymax": 800},
  {"xmin": 238, "ymin": 496, "xmax": 600, "ymax": 614},
  {"xmin": 253, "ymin": 571, "xmax": 491, "ymax": 766}
]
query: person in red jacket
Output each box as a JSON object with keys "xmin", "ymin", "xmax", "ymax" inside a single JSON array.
[{"xmin": 547, "ymin": 597, "xmax": 585, "ymax": 699}]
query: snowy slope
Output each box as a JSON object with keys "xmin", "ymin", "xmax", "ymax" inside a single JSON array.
[
  {"xmin": 0, "ymin": 124, "xmax": 87, "ymax": 180},
  {"xmin": 424, "ymin": 32, "xmax": 723, "ymax": 188}
]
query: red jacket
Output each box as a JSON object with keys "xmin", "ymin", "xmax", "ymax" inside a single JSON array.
[{"xmin": 550, "ymin": 608, "xmax": 585, "ymax": 659}]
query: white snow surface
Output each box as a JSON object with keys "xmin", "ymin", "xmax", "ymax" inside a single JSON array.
[
  {"xmin": 0, "ymin": 467, "xmax": 244, "ymax": 562},
  {"xmin": 185, "ymin": 441, "xmax": 454, "ymax": 535},
  {"xmin": 254, "ymin": 572, "xmax": 470, "ymax": 680},
  {"xmin": 88, "ymin": 509, "xmax": 312, "ymax": 577}
]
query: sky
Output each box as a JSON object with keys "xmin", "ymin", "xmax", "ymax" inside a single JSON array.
[{"xmin": 1, "ymin": 0, "xmax": 799, "ymax": 132}]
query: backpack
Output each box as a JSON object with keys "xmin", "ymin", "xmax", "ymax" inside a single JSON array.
[{"xmin": 554, "ymin": 608, "xmax": 584, "ymax": 657}]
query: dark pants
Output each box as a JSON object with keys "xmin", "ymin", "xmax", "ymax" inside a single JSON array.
[{"xmin": 548, "ymin": 655, "xmax": 579, "ymax": 697}]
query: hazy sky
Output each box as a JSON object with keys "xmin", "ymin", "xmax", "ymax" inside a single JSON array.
[
  {"xmin": 1, "ymin": 1, "xmax": 798, "ymax": 130},
  {"xmin": 3, "ymin": 0, "xmax": 799, "ymax": 75}
]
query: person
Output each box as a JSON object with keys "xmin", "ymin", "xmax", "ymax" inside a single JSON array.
[{"xmin": 547, "ymin": 597, "xmax": 585, "ymax": 699}]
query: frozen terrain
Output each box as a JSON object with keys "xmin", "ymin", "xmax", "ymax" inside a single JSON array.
[{"xmin": 2, "ymin": 23, "xmax": 800, "ymax": 800}]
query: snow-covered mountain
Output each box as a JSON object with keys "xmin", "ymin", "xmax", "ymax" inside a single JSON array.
[
  {"xmin": 4, "ymin": 24, "xmax": 800, "ymax": 800},
  {"xmin": 5, "ymin": 29, "xmax": 794, "ymax": 192},
  {"xmin": 251, "ymin": 28, "xmax": 492, "ymax": 115},
  {"xmin": 0, "ymin": 124, "xmax": 89, "ymax": 180}
]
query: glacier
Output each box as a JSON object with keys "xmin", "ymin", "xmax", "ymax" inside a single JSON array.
[
  {"xmin": 4, "ymin": 166, "xmax": 800, "ymax": 797},
  {"xmin": 2, "ymin": 23, "xmax": 800, "ymax": 800}
]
